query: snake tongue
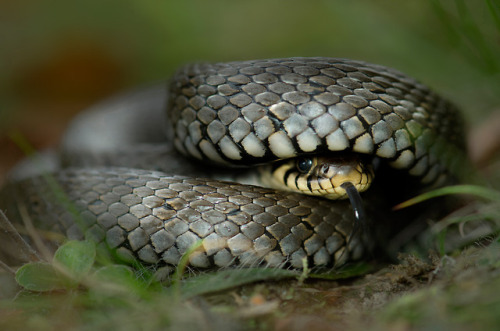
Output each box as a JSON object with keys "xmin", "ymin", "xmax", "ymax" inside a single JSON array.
[
  {"xmin": 332, "ymin": 181, "xmax": 368, "ymax": 267},
  {"xmin": 340, "ymin": 181, "xmax": 367, "ymax": 233}
]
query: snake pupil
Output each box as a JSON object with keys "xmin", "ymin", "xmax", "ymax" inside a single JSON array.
[{"xmin": 296, "ymin": 158, "xmax": 313, "ymax": 173}]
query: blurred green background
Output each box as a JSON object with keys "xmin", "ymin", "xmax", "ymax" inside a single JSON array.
[{"xmin": 1, "ymin": 0, "xmax": 499, "ymax": 176}]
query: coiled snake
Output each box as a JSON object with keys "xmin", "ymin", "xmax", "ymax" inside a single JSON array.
[{"xmin": 1, "ymin": 57, "xmax": 466, "ymax": 270}]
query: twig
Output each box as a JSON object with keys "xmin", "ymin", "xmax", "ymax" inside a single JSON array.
[
  {"xmin": 0, "ymin": 209, "xmax": 41, "ymax": 263},
  {"xmin": 17, "ymin": 201, "xmax": 54, "ymax": 262}
]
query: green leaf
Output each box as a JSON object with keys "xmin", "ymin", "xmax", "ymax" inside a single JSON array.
[
  {"xmin": 180, "ymin": 268, "xmax": 300, "ymax": 298},
  {"xmin": 171, "ymin": 239, "xmax": 204, "ymax": 285},
  {"xmin": 309, "ymin": 262, "xmax": 374, "ymax": 280},
  {"xmin": 53, "ymin": 240, "xmax": 96, "ymax": 282},
  {"xmin": 177, "ymin": 263, "xmax": 372, "ymax": 298},
  {"xmin": 88, "ymin": 265, "xmax": 154, "ymax": 301},
  {"xmin": 394, "ymin": 185, "xmax": 500, "ymax": 210},
  {"xmin": 15, "ymin": 262, "xmax": 67, "ymax": 292},
  {"xmin": 93, "ymin": 264, "xmax": 135, "ymax": 282}
]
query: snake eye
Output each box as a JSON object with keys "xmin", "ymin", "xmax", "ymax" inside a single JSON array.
[{"xmin": 296, "ymin": 158, "xmax": 313, "ymax": 173}]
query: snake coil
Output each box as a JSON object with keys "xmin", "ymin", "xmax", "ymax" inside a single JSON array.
[{"xmin": 1, "ymin": 57, "xmax": 465, "ymax": 270}]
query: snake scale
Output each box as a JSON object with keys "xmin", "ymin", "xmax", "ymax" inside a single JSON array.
[{"xmin": 1, "ymin": 57, "xmax": 466, "ymax": 270}]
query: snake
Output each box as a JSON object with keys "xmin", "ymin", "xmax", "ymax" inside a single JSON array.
[{"xmin": 0, "ymin": 57, "xmax": 466, "ymax": 271}]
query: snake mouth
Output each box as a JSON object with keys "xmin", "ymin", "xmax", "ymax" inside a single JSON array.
[{"xmin": 260, "ymin": 153, "xmax": 375, "ymax": 200}]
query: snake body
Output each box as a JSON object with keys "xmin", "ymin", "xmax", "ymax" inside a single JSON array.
[{"xmin": 1, "ymin": 57, "xmax": 465, "ymax": 270}]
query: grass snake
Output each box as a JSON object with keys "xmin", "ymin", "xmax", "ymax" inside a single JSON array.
[{"xmin": 0, "ymin": 57, "xmax": 466, "ymax": 270}]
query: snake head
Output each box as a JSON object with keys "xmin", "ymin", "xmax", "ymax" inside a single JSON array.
[{"xmin": 261, "ymin": 154, "xmax": 374, "ymax": 200}]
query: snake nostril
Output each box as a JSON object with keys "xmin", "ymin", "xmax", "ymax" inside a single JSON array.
[{"xmin": 319, "ymin": 164, "xmax": 330, "ymax": 177}]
